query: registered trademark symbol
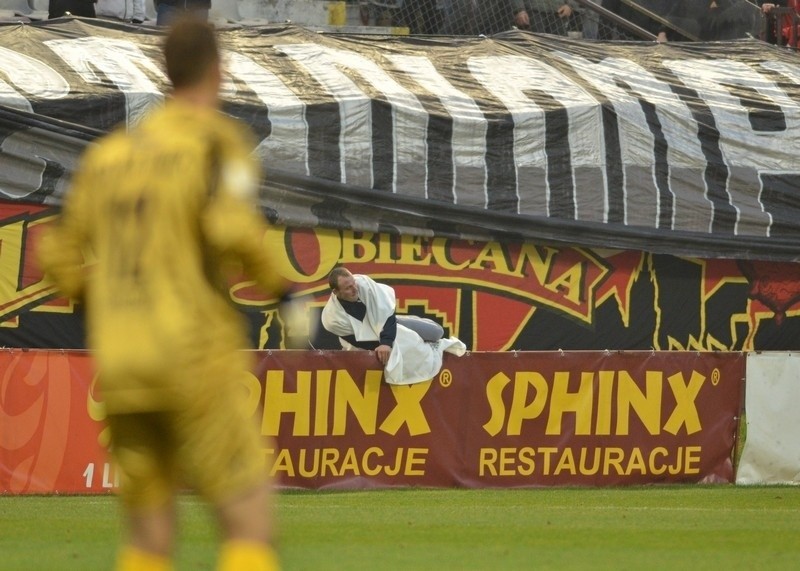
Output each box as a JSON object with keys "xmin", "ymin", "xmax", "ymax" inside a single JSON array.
[
  {"xmin": 711, "ymin": 368, "xmax": 720, "ymax": 386},
  {"xmin": 439, "ymin": 369, "xmax": 453, "ymax": 387}
]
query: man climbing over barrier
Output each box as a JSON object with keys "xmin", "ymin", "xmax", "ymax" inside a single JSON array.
[{"xmin": 321, "ymin": 267, "xmax": 466, "ymax": 385}]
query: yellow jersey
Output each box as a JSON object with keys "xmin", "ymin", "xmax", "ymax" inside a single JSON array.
[{"xmin": 38, "ymin": 99, "xmax": 288, "ymax": 413}]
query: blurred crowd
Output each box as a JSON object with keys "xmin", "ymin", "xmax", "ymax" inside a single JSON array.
[
  {"xmin": 32, "ymin": 0, "xmax": 800, "ymax": 48},
  {"xmin": 47, "ymin": 0, "xmax": 208, "ymax": 24},
  {"xmin": 376, "ymin": 0, "xmax": 798, "ymax": 46}
]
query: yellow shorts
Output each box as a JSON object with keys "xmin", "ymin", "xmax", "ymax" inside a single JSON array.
[{"xmin": 106, "ymin": 365, "xmax": 266, "ymax": 509}]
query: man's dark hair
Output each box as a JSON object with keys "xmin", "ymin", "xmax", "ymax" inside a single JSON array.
[
  {"xmin": 163, "ymin": 18, "xmax": 220, "ymax": 89},
  {"xmin": 328, "ymin": 267, "xmax": 352, "ymax": 291}
]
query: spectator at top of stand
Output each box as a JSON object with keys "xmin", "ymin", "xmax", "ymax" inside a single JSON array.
[
  {"xmin": 663, "ymin": 0, "xmax": 707, "ymax": 39},
  {"xmin": 760, "ymin": 1, "xmax": 799, "ymax": 46},
  {"xmin": 699, "ymin": 0, "xmax": 765, "ymax": 41},
  {"xmin": 397, "ymin": 0, "xmax": 441, "ymax": 34},
  {"xmin": 598, "ymin": 0, "xmax": 670, "ymax": 41},
  {"xmin": 438, "ymin": 0, "xmax": 475, "ymax": 35},
  {"xmin": 96, "ymin": 0, "xmax": 145, "ymax": 23},
  {"xmin": 439, "ymin": 0, "xmax": 511, "ymax": 36},
  {"xmin": 511, "ymin": 0, "xmax": 580, "ymax": 36},
  {"xmin": 154, "ymin": 0, "xmax": 209, "ymax": 26},
  {"xmin": 760, "ymin": 0, "xmax": 788, "ymax": 28},
  {"xmin": 48, "ymin": 0, "xmax": 95, "ymax": 18}
]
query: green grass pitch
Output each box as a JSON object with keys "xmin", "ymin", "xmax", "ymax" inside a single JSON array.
[{"xmin": 1, "ymin": 486, "xmax": 799, "ymax": 570}]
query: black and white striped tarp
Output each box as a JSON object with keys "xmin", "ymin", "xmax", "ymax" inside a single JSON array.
[{"xmin": 2, "ymin": 18, "xmax": 800, "ymax": 260}]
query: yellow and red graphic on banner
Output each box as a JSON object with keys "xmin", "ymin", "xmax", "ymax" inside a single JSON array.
[
  {"xmin": 0, "ymin": 351, "xmax": 111, "ymax": 493},
  {"xmin": 1, "ymin": 202, "xmax": 799, "ymax": 351},
  {"xmin": 0, "ymin": 349, "xmax": 743, "ymax": 493}
]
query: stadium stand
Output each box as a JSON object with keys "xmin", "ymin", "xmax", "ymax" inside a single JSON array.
[{"xmin": 0, "ymin": 0, "xmax": 768, "ymax": 41}]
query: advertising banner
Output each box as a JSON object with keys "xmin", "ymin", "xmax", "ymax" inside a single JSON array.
[
  {"xmin": 261, "ymin": 350, "xmax": 744, "ymax": 488},
  {"xmin": 0, "ymin": 350, "xmax": 110, "ymax": 494},
  {"xmin": 3, "ymin": 201, "xmax": 800, "ymax": 353},
  {"xmin": 0, "ymin": 349, "xmax": 744, "ymax": 494}
]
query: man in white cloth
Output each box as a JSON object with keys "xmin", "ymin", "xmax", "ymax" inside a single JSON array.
[{"xmin": 321, "ymin": 267, "xmax": 466, "ymax": 385}]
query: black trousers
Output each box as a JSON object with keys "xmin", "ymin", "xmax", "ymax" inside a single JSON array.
[{"xmin": 49, "ymin": 0, "xmax": 96, "ymax": 18}]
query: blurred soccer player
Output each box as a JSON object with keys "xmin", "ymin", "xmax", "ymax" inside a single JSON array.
[{"xmin": 38, "ymin": 18, "xmax": 285, "ymax": 571}]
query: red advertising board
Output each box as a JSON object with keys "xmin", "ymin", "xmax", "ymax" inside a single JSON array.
[
  {"xmin": 0, "ymin": 351, "xmax": 110, "ymax": 494},
  {"xmin": 0, "ymin": 350, "xmax": 744, "ymax": 494}
]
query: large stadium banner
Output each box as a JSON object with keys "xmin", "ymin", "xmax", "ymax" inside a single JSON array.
[
  {"xmin": 3, "ymin": 201, "xmax": 800, "ymax": 352},
  {"xmin": 0, "ymin": 349, "xmax": 744, "ymax": 494},
  {"xmin": 1, "ymin": 19, "xmax": 800, "ymax": 262}
]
